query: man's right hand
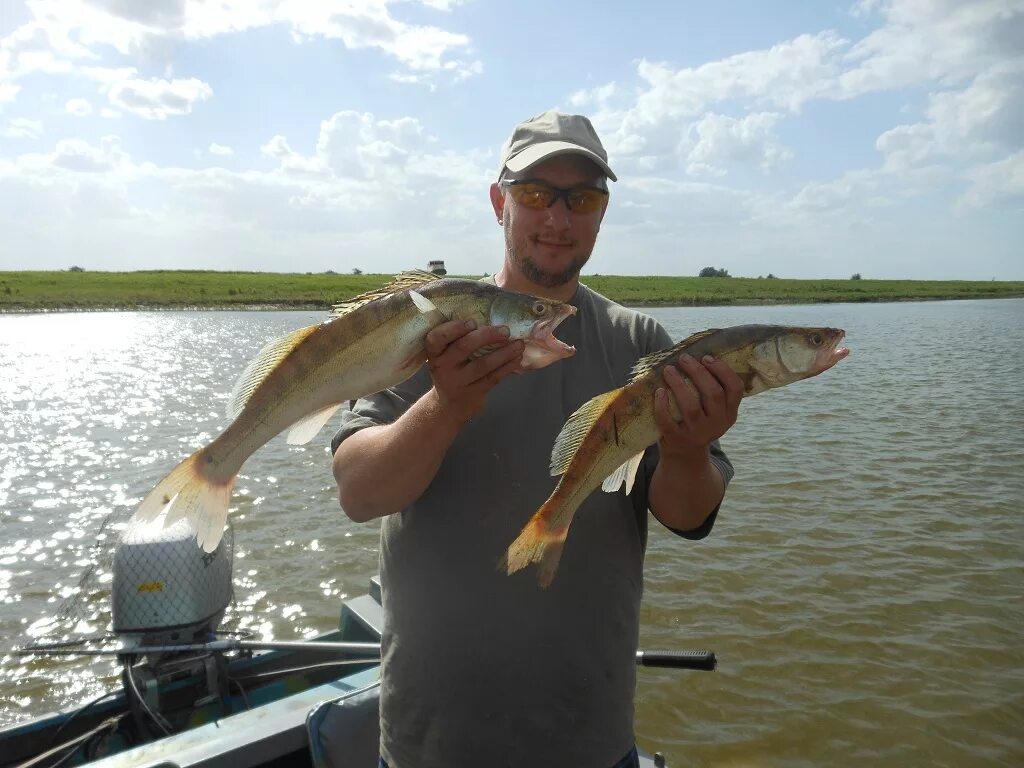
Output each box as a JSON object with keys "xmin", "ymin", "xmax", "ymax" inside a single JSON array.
[{"xmin": 424, "ymin": 319, "xmax": 525, "ymax": 424}]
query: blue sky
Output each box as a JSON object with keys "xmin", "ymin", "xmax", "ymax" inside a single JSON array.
[{"xmin": 0, "ymin": 0, "xmax": 1021, "ymax": 279}]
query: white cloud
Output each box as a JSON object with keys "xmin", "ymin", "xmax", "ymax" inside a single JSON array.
[
  {"xmin": 208, "ymin": 142, "xmax": 233, "ymax": 156},
  {"xmin": 2, "ymin": 0, "xmax": 481, "ymax": 91},
  {"xmin": 680, "ymin": 112, "xmax": 792, "ymax": 176},
  {"xmin": 877, "ymin": 62, "xmax": 1024, "ymax": 171},
  {"xmin": 0, "ymin": 82, "xmax": 20, "ymax": 104},
  {"xmin": 43, "ymin": 135, "xmax": 127, "ymax": 173},
  {"xmin": 1, "ymin": 117, "xmax": 42, "ymax": 138},
  {"xmin": 569, "ymin": 82, "xmax": 617, "ymax": 111},
  {"xmin": 107, "ymin": 76, "xmax": 212, "ymax": 119},
  {"xmin": 66, "ymin": 97, "xmax": 92, "ymax": 115},
  {"xmin": 313, "ymin": 111, "xmax": 425, "ymax": 179},
  {"xmin": 840, "ymin": 0, "xmax": 1024, "ymax": 97},
  {"xmin": 957, "ymin": 150, "xmax": 1024, "ymax": 210},
  {"xmin": 789, "ymin": 169, "xmax": 887, "ymax": 214}
]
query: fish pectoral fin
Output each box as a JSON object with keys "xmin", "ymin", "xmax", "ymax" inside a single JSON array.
[
  {"xmin": 409, "ymin": 289, "xmax": 447, "ymax": 326},
  {"xmin": 601, "ymin": 451, "xmax": 645, "ymax": 494},
  {"xmin": 227, "ymin": 324, "xmax": 320, "ymax": 419},
  {"xmin": 747, "ymin": 359, "xmax": 778, "ymax": 392},
  {"xmin": 286, "ymin": 403, "xmax": 342, "ymax": 445}
]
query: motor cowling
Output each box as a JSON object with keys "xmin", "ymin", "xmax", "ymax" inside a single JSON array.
[{"xmin": 112, "ymin": 514, "xmax": 233, "ymax": 646}]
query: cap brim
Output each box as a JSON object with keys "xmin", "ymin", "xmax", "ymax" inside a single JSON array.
[{"xmin": 505, "ymin": 141, "xmax": 617, "ymax": 181}]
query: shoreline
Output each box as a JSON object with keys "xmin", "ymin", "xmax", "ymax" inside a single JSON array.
[
  {"xmin": 2, "ymin": 293, "xmax": 1023, "ymax": 314},
  {"xmin": 2, "ymin": 271, "xmax": 1023, "ymax": 312}
]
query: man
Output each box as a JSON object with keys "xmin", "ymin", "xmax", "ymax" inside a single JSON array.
[{"xmin": 332, "ymin": 110, "xmax": 742, "ymax": 768}]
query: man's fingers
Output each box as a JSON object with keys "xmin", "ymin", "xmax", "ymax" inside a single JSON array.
[
  {"xmin": 425, "ymin": 319, "xmax": 475, "ymax": 359},
  {"xmin": 702, "ymin": 356, "xmax": 745, "ymax": 408},
  {"xmin": 652, "ymin": 388, "xmax": 681, "ymax": 435},
  {"xmin": 663, "ymin": 364, "xmax": 703, "ymax": 423},
  {"xmin": 447, "ymin": 325, "xmax": 511, "ymax": 363},
  {"xmin": 678, "ymin": 354, "xmax": 727, "ymax": 415},
  {"xmin": 462, "ymin": 339, "xmax": 524, "ymax": 385}
]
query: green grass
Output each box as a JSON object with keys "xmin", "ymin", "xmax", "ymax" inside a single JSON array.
[{"xmin": 1, "ymin": 270, "xmax": 1022, "ymax": 311}]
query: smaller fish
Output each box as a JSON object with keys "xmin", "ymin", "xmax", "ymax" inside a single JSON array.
[{"xmin": 503, "ymin": 324, "xmax": 849, "ymax": 587}]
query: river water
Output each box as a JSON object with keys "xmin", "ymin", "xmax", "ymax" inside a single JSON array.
[{"xmin": 1, "ymin": 299, "xmax": 1022, "ymax": 766}]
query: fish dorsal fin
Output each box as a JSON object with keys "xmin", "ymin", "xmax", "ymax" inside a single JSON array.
[
  {"xmin": 550, "ymin": 390, "xmax": 620, "ymax": 476},
  {"xmin": 330, "ymin": 270, "xmax": 442, "ymax": 317},
  {"xmin": 286, "ymin": 403, "xmax": 343, "ymax": 445},
  {"xmin": 226, "ymin": 324, "xmax": 319, "ymax": 419},
  {"xmin": 601, "ymin": 451, "xmax": 645, "ymax": 494},
  {"xmin": 628, "ymin": 328, "xmax": 720, "ymax": 381}
]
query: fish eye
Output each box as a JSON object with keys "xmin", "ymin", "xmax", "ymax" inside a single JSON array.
[
  {"xmin": 809, "ymin": 333, "xmax": 823, "ymax": 346},
  {"xmin": 532, "ymin": 301, "xmax": 548, "ymax": 316}
]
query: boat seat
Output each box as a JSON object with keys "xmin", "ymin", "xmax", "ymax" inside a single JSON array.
[{"xmin": 307, "ymin": 681, "xmax": 381, "ymax": 768}]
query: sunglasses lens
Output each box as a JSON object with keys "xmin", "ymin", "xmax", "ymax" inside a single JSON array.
[
  {"xmin": 567, "ymin": 189, "xmax": 607, "ymax": 213},
  {"xmin": 508, "ymin": 184, "xmax": 554, "ymax": 209}
]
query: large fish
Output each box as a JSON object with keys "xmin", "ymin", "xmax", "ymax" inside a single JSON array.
[
  {"xmin": 503, "ymin": 324, "xmax": 849, "ymax": 587},
  {"xmin": 134, "ymin": 271, "xmax": 577, "ymax": 552}
]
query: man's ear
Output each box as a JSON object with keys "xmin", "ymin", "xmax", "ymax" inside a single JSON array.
[{"xmin": 489, "ymin": 182, "xmax": 504, "ymax": 223}]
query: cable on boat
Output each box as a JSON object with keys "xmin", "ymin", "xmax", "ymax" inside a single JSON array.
[
  {"xmin": 230, "ymin": 677, "xmax": 251, "ymax": 710},
  {"xmin": 229, "ymin": 657, "xmax": 381, "ymax": 684},
  {"xmin": 122, "ymin": 661, "xmax": 172, "ymax": 736},
  {"xmin": 13, "ymin": 713, "xmax": 127, "ymax": 768},
  {"xmin": 45, "ymin": 688, "xmax": 121, "ymax": 750}
]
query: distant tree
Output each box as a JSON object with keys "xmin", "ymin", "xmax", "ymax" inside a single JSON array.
[
  {"xmin": 698, "ymin": 266, "xmax": 731, "ymax": 278},
  {"xmin": 850, "ymin": 272, "xmax": 862, "ymax": 280},
  {"xmin": 324, "ymin": 269, "xmax": 337, "ymax": 275},
  {"xmin": 765, "ymin": 273, "xmax": 778, "ymax": 279},
  {"xmin": 68, "ymin": 265, "xmax": 85, "ymax": 272},
  {"xmin": 351, "ymin": 268, "xmax": 363, "ymax": 275}
]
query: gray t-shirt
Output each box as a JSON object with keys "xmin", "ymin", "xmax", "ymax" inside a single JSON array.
[{"xmin": 332, "ymin": 283, "xmax": 733, "ymax": 768}]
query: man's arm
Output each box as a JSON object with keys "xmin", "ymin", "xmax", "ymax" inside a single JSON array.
[
  {"xmin": 333, "ymin": 319, "xmax": 523, "ymax": 523},
  {"xmin": 647, "ymin": 353, "xmax": 743, "ymax": 532}
]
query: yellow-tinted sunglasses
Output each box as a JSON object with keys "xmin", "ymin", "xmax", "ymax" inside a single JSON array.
[{"xmin": 500, "ymin": 179, "xmax": 609, "ymax": 214}]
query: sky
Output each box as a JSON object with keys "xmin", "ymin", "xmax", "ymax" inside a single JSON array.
[{"xmin": 0, "ymin": 0, "xmax": 1021, "ymax": 280}]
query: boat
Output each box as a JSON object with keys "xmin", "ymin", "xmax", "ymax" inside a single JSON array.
[{"xmin": 2, "ymin": 514, "xmax": 714, "ymax": 767}]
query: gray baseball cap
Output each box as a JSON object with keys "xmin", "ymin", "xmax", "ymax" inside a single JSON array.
[{"xmin": 498, "ymin": 109, "xmax": 617, "ymax": 182}]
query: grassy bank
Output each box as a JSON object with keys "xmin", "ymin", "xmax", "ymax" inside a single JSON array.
[{"xmin": 1, "ymin": 270, "xmax": 1022, "ymax": 311}]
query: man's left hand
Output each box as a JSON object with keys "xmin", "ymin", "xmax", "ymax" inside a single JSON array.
[{"xmin": 653, "ymin": 354, "xmax": 744, "ymax": 460}]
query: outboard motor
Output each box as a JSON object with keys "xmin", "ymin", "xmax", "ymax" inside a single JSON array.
[
  {"xmin": 110, "ymin": 514, "xmax": 235, "ymax": 734},
  {"xmin": 112, "ymin": 514, "xmax": 233, "ymax": 649}
]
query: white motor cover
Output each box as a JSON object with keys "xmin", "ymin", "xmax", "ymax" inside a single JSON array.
[{"xmin": 112, "ymin": 512, "xmax": 233, "ymax": 641}]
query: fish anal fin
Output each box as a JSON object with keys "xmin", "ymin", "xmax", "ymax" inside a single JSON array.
[
  {"xmin": 227, "ymin": 325, "xmax": 320, "ymax": 419},
  {"xmin": 549, "ymin": 390, "xmax": 621, "ymax": 476},
  {"xmin": 286, "ymin": 403, "xmax": 343, "ymax": 445},
  {"xmin": 600, "ymin": 451, "xmax": 645, "ymax": 494}
]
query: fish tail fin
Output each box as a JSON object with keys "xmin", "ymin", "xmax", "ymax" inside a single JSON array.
[
  {"xmin": 134, "ymin": 450, "xmax": 235, "ymax": 553},
  {"xmin": 501, "ymin": 500, "xmax": 573, "ymax": 588}
]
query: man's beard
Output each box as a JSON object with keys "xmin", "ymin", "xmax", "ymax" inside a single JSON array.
[{"xmin": 505, "ymin": 227, "xmax": 590, "ymax": 288}]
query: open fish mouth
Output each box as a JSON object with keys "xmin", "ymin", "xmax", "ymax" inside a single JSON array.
[
  {"xmin": 818, "ymin": 329, "xmax": 849, "ymax": 372},
  {"xmin": 521, "ymin": 305, "xmax": 577, "ymax": 369}
]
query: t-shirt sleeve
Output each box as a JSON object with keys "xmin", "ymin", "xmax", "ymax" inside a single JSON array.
[{"xmin": 330, "ymin": 368, "xmax": 431, "ymax": 455}]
